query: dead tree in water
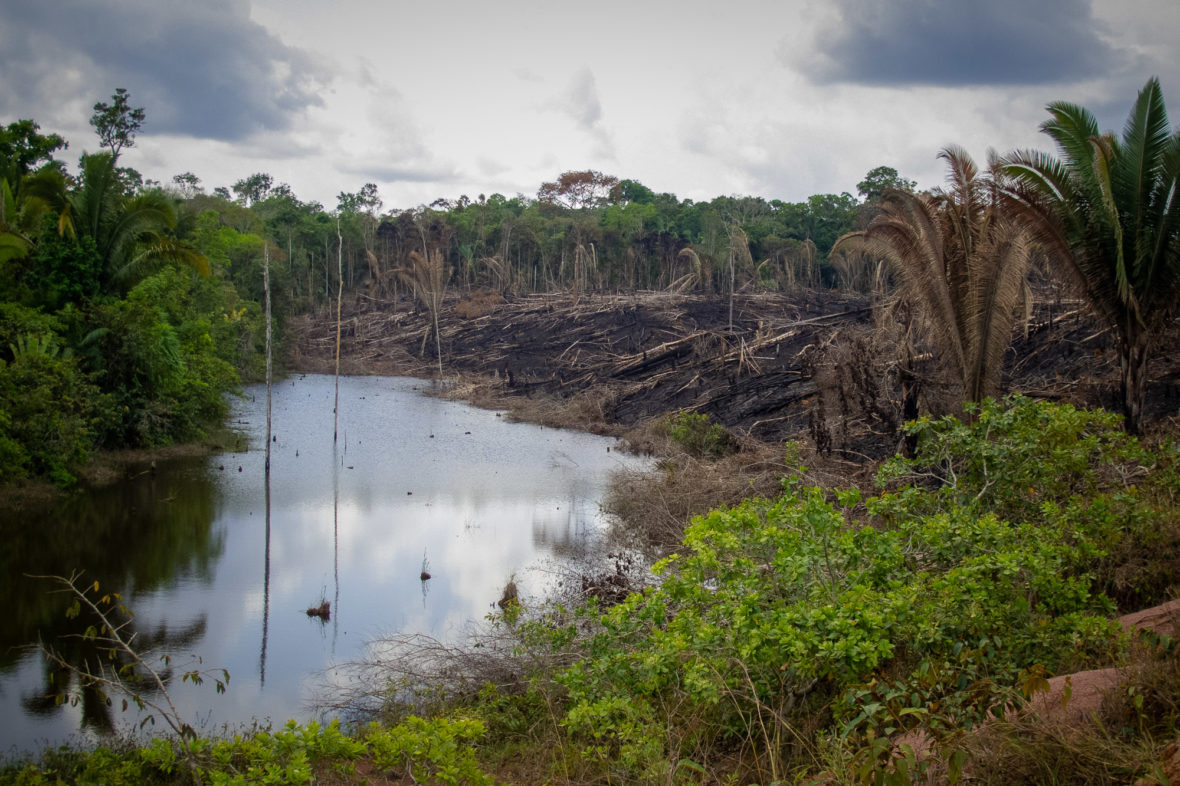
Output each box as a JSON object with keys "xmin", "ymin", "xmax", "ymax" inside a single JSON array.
[
  {"xmin": 264, "ymin": 241, "xmax": 273, "ymax": 473},
  {"xmin": 334, "ymin": 217, "xmax": 343, "ymax": 442}
]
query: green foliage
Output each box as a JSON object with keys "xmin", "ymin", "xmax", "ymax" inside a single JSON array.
[
  {"xmin": 89, "ymin": 88, "xmax": 145, "ymax": 159},
  {"xmin": 0, "ymin": 716, "xmax": 499, "ymax": 786},
  {"xmin": 658, "ymin": 410, "xmax": 735, "ymax": 459},
  {"xmin": 0, "ymin": 119, "xmax": 67, "ymax": 177},
  {"xmin": 1004, "ymin": 78, "xmax": 1180, "ymax": 433},
  {"xmin": 547, "ymin": 397, "xmax": 1176, "ymax": 781},
  {"xmin": 367, "ymin": 716, "xmax": 495, "ymax": 785},
  {"xmin": 877, "ymin": 395, "xmax": 1180, "ymax": 612},
  {"xmin": 877, "ymin": 396, "xmax": 1149, "ymax": 519},
  {"xmin": 84, "ymin": 266, "xmax": 241, "ymax": 447},
  {"xmin": 857, "ymin": 165, "xmax": 917, "ymax": 202},
  {"xmin": 27, "ymin": 225, "xmax": 102, "ymax": 309},
  {"xmin": 0, "ymin": 341, "xmax": 106, "ymax": 484}
]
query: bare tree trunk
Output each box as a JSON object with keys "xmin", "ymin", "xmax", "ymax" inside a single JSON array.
[
  {"xmin": 434, "ymin": 306, "xmax": 444, "ymax": 378},
  {"xmin": 1120, "ymin": 322, "xmax": 1148, "ymax": 435},
  {"xmin": 264, "ymin": 242, "xmax": 273, "ymax": 475},
  {"xmin": 334, "ymin": 218, "xmax": 343, "ymax": 444},
  {"xmin": 728, "ymin": 248, "xmax": 735, "ymax": 333}
]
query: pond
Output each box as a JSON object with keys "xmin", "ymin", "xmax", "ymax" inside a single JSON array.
[{"xmin": 0, "ymin": 374, "xmax": 645, "ymax": 755}]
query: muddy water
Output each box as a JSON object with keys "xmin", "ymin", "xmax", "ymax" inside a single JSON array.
[{"xmin": 0, "ymin": 375, "xmax": 643, "ymax": 754}]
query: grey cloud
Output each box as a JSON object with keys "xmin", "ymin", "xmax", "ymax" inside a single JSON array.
[
  {"xmin": 0, "ymin": 0, "xmax": 329, "ymax": 141},
  {"xmin": 542, "ymin": 68, "xmax": 604, "ymax": 132},
  {"xmin": 791, "ymin": 0, "xmax": 1120, "ymax": 86},
  {"xmin": 512, "ymin": 67, "xmax": 544, "ymax": 83},
  {"xmin": 340, "ymin": 163, "xmax": 458, "ymax": 184},
  {"xmin": 544, "ymin": 68, "xmax": 614, "ymax": 159},
  {"xmin": 564, "ymin": 68, "xmax": 604, "ymax": 129}
]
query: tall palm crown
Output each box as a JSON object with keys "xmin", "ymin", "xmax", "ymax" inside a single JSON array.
[
  {"xmin": 67, "ymin": 152, "xmax": 208, "ymax": 294},
  {"xmin": 1004, "ymin": 77, "xmax": 1180, "ymax": 433},
  {"xmin": 833, "ymin": 146, "xmax": 1032, "ymax": 405}
]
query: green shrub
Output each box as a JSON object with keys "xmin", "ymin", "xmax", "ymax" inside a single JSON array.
[
  {"xmin": 552, "ymin": 398, "xmax": 1176, "ymax": 780},
  {"xmin": 366, "ymin": 716, "xmax": 495, "ymax": 785},
  {"xmin": 0, "ymin": 343, "xmax": 108, "ymax": 484},
  {"xmin": 658, "ymin": 410, "xmax": 734, "ymax": 459}
]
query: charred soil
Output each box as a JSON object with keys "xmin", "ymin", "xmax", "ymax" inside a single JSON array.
[{"xmin": 288, "ymin": 288, "xmax": 1180, "ymax": 456}]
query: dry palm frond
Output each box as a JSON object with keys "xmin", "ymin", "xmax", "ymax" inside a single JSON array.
[
  {"xmin": 479, "ymin": 254, "xmax": 512, "ymax": 292},
  {"xmin": 832, "ymin": 146, "xmax": 1034, "ymax": 405},
  {"xmin": 398, "ymin": 249, "xmax": 452, "ymax": 374},
  {"xmin": 669, "ymin": 247, "xmax": 705, "ymax": 293}
]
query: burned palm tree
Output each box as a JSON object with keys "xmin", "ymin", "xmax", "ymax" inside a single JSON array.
[
  {"xmin": 398, "ymin": 249, "xmax": 452, "ymax": 377},
  {"xmin": 833, "ymin": 146, "xmax": 1033, "ymax": 406}
]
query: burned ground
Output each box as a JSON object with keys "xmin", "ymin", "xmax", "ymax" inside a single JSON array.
[{"xmin": 289, "ymin": 289, "xmax": 1180, "ymax": 453}]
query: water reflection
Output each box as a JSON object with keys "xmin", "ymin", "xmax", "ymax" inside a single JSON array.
[
  {"xmin": 0, "ymin": 464, "xmax": 223, "ymax": 678},
  {"xmin": 260, "ymin": 474, "xmax": 271, "ymax": 687},
  {"xmin": 0, "ymin": 375, "xmax": 644, "ymax": 754}
]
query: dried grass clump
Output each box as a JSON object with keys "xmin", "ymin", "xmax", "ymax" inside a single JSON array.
[
  {"xmin": 453, "ymin": 289, "xmax": 505, "ymax": 319},
  {"xmin": 953, "ymin": 714, "xmax": 1158, "ymax": 785},
  {"xmin": 502, "ymin": 387, "xmax": 620, "ymax": 436},
  {"xmin": 951, "ymin": 637, "xmax": 1180, "ymax": 785},
  {"xmin": 312, "ymin": 603, "xmax": 589, "ymax": 728},
  {"xmin": 603, "ymin": 436, "xmax": 802, "ymax": 551},
  {"xmin": 437, "ymin": 372, "xmax": 625, "ymax": 437}
]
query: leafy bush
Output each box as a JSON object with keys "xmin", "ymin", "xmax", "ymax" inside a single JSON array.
[
  {"xmin": 366, "ymin": 716, "xmax": 495, "ymax": 785},
  {"xmin": 550, "ymin": 397, "xmax": 1180, "ymax": 781},
  {"xmin": 658, "ymin": 410, "xmax": 735, "ymax": 459},
  {"xmin": 0, "ymin": 341, "xmax": 108, "ymax": 484}
]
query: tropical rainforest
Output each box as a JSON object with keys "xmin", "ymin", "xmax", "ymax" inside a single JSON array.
[{"xmin": 2, "ymin": 77, "xmax": 1180, "ymax": 785}]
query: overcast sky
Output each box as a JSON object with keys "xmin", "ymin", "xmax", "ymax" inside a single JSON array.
[{"xmin": 1, "ymin": 0, "xmax": 1177, "ymax": 212}]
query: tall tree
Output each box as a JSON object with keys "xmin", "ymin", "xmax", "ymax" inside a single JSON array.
[
  {"xmin": 89, "ymin": 88, "xmax": 145, "ymax": 160},
  {"xmin": 232, "ymin": 173, "xmax": 274, "ymax": 207},
  {"xmin": 538, "ymin": 170, "xmax": 620, "ymax": 209},
  {"xmin": 68, "ymin": 152, "xmax": 207, "ymax": 292},
  {"xmin": 857, "ymin": 165, "xmax": 917, "ymax": 203},
  {"xmin": 834, "ymin": 147, "xmax": 1033, "ymax": 405},
  {"xmin": 1003, "ymin": 77, "xmax": 1180, "ymax": 433},
  {"xmin": 0, "ymin": 119, "xmax": 67, "ymax": 176}
]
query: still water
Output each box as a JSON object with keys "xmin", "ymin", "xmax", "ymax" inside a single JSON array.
[{"xmin": 0, "ymin": 374, "xmax": 643, "ymax": 755}]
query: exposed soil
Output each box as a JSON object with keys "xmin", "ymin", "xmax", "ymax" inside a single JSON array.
[{"xmin": 288, "ymin": 289, "xmax": 1180, "ymax": 451}]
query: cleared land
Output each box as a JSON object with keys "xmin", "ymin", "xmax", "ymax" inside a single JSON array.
[{"xmin": 289, "ymin": 289, "xmax": 1180, "ymax": 452}]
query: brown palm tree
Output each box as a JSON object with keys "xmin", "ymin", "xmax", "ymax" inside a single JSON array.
[
  {"xmin": 398, "ymin": 249, "xmax": 452, "ymax": 376},
  {"xmin": 833, "ymin": 146, "xmax": 1032, "ymax": 405}
]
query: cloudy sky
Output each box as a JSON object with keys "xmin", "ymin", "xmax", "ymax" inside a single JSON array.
[{"xmin": 1, "ymin": 0, "xmax": 1177, "ymax": 211}]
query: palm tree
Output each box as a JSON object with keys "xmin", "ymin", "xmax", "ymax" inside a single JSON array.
[
  {"xmin": 398, "ymin": 248, "xmax": 452, "ymax": 376},
  {"xmin": 1003, "ymin": 77, "xmax": 1180, "ymax": 433},
  {"xmin": 67, "ymin": 152, "xmax": 208, "ymax": 293},
  {"xmin": 833, "ymin": 146, "xmax": 1033, "ymax": 406},
  {"xmin": 0, "ymin": 159, "xmax": 69, "ymax": 264}
]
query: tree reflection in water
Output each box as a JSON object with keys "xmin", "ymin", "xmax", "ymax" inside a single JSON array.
[{"xmin": 1, "ymin": 456, "xmax": 223, "ymax": 736}]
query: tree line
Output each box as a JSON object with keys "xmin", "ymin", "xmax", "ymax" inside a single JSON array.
[{"xmin": 2, "ymin": 77, "xmax": 1177, "ymax": 484}]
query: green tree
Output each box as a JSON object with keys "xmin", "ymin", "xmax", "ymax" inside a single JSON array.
[
  {"xmin": 170, "ymin": 171, "xmax": 202, "ymax": 198},
  {"xmin": 232, "ymin": 172, "xmax": 274, "ymax": 206},
  {"xmin": 68, "ymin": 152, "xmax": 208, "ymax": 293},
  {"xmin": 1004, "ymin": 77, "xmax": 1180, "ymax": 433},
  {"xmin": 834, "ymin": 147, "xmax": 1033, "ymax": 405},
  {"xmin": 89, "ymin": 88, "xmax": 146, "ymax": 159},
  {"xmin": 0, "ymin": 164, "xmax": 70, "ymax": 267},
  {"xmin": 0, "ymin": 119, "xmax": 68, "ymax": 176},
  {"xmin": 857, "ymin": 165, "xmax": 917, "ymax": 202}
]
